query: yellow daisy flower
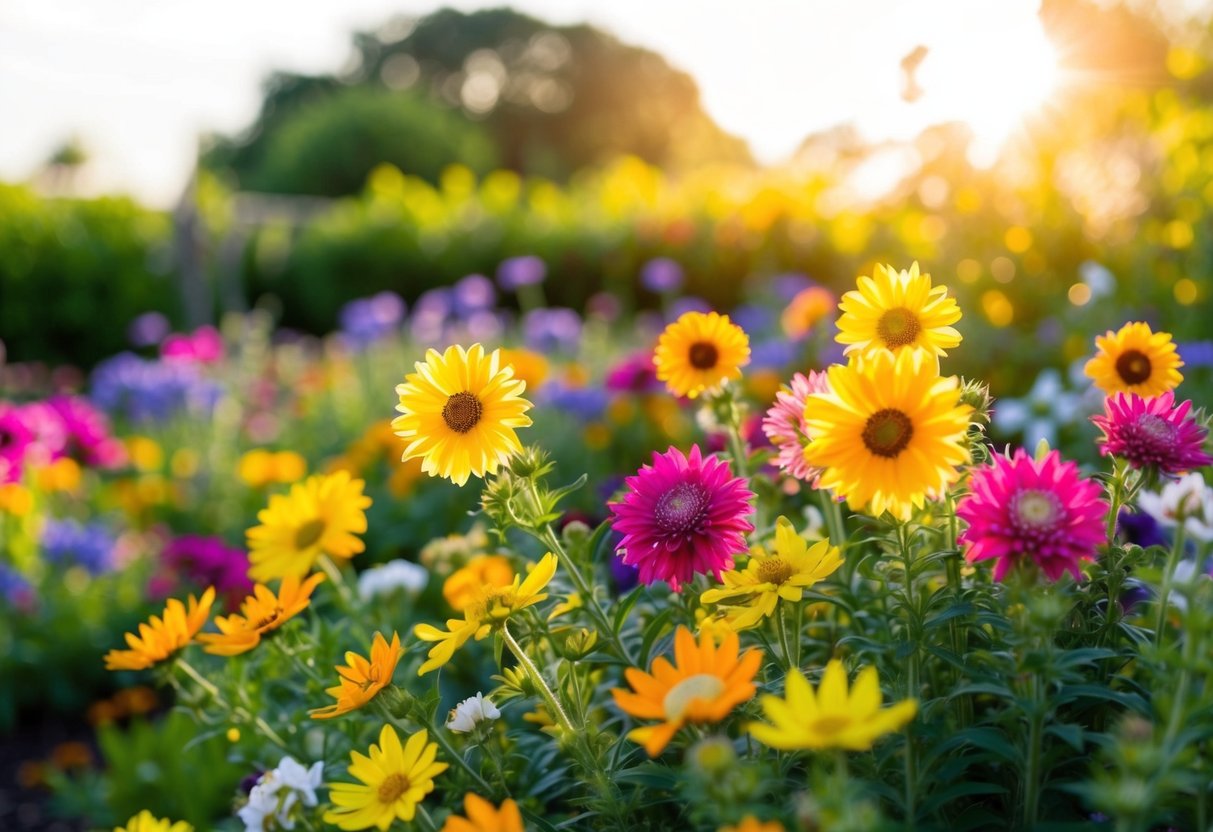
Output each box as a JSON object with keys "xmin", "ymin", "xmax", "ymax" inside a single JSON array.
[
  {"xmin": 310, "ymin": 631, "xmax": 404, "ymax": 720},
  {"xmin": 238, "ymin": 449, "xmax": 307, "ymax": 488},
  {"xmin": 1083, "ymin": 321, "xmax": 1184, "ymax": 397},
  {"xmin": 748, "ymin": 659, "xmax": 917, "ymax": 751},
  {"xmin": 654, "ymin": 311, "xmax": 751, "ymax": 399},
  {"xmin": 834, "ymin": 262, "xmax": 962, "ymax": 359},
  {"xmin": 324, "ymin": 724, "xmax": 448, "ymax": 831},
  {"xmin": 104, "ymin": 588, "xmax": 215, "ymax": 672},
  {"xmin": 197, "ymin": 573, "xmax": 324, "ymax": 656},
  {"xmin": 442, "ymin": 555, "xmax": 515, "ymax": 612},
  {"xmin": 113, "ymin": 811, "xmax": 193, "ymax": 832},
  {"xmin": 246, "ymin": 470, "xmax": 372, "ymax": 582},
  {"xmin": 440, "ymin": 793, "xmax": 526, "ymax": 832},
  {"xmin": 414, "ymin": 553, "xmax": 557, "ymax": 675},
  {"xmin": 803, "ymin": 350, "xmax": 971, "ymax": 520},
  {"xmin": 612, "ymin": 627, "xmax": 762, "ymax": 756},
  {"xmin": 700, "ymin": 516, "xmax": 842, "ymax": 630},
  {"xmin": 393, "ymin": 344, "xmax": 533, "ymax": 487}
]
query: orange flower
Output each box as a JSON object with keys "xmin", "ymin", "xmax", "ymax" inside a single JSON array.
[
  {"xmin": 440, "ymin": 793, "xmax": 525, "ymax": 832},
  {"xmin": 443, "ymin": 555, "xmax": 514, "ymax": 611},
  {"xmin": 104, "ymin": 588, "xmax": 215, "ymax": 671},
  {"xmin": 310, "ymin": 632, "xmax": 404, "ymax": 720},
  {"xmin": 197, "ymin": 574, "xmax": 324, "ymax": 656},
  {"xmin": 612, "ymin": 626, "xmax": 762, "ymax": 756}
]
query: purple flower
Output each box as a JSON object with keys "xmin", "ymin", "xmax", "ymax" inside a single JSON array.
[
  {"xmin": 1117, "ymin": 508, "xmax": 1167, "ymax": 549},
  {"xmin": 640, "ymin": 258, "xmax": 685, "ymax": 294},
  {"xmin": 338, "ymin": 292, "xmax": 406, "ymax": 347},
  {"xmin": 0, "ymin": 564, "xmax": 34, "ymax": 609},
  {"xmin": 128, "ymin": 312, "xmax": 170, "ymax": 347},
  {"xmin": 772, "ymin": 273, "xmax": 814, "ymax": 301},
  {"xmin": 543, "ymin": 383, "xmax": 609, "ymax": 420},
  {"xmin": 667, "ymin": 297, "xmax": 711, "ymax": 320},
  {"xmin": 41, "ymin": 519, "xmax": 116, "ymax": 574},
  {"xmin": 729, "ymin": 304, "xmax": 774, "ymax": 337},
  {"xmin": 1179, "ymin": 341, "xmax": 1213, "ymax": 369},
  {"xmin": 523, "ymin": 308, "xmax": 582, "ymax": 353},
  {"xmin": 160, "ymin": 534, "xmax": 254, "ymax": 610},
  {"xmin": 749, "ymin": 339, "xmax": 797, "ymax": 370},
  {"xmin": 497, "ymin": 256, "xmax": 547, "ymax": 291},
  {"xmin": 90, "ymin": 353, "xmax": 222, "ymax": 424},
  {"xmin": 452, "ymin": 275, "xmax": 497, "ymax": 316},
  {"xmin": 605, "ymin": 352, "xmax": 661, "ymax": 393}
]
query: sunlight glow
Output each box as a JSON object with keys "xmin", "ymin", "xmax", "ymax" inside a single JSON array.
[{"xmin": 915, "ymin": 11, "xmax": 1061, "ymax": 166}]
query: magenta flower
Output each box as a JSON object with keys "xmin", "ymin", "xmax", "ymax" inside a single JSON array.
[
  {"xmin": 761, "ymin": 371, "xmax": 829, "ymax": 484},
  {"xmin": 605, "ymin": 351, "xmax": 662, "ymax": 393},
  {"xmin": 608, "ymin": 445, "xmax": 753, "ymax": 590},
  {"xmin": 958, "ymin": 449, "xmax": 1108, "ymax": 582},
  {"xmin": 159, "ymin": 535, "xmax": 254, "ymax": 610},
  {"xmin": 46, "ymin": 396, "xmax": 126, "ymax": 469},
  {"xmin": 0, "ymin": 404, "xmax": 34, "ymax": 483},
  {"xmin": 1091, "ymin": 392, "xmax": 1212, "ymax": 474}
]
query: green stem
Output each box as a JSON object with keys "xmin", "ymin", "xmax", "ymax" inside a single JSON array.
[
  {"xmin": 415, "ymin": 804, "xmax": 439, "ymax": 832},
  {"xmin": 376, "ymin": 698, "xmax": 494, "ymax": 795},
  {"xmin": 176, "ymin": 656, "xmax": 221, "ymax": 700},
  {"xmin": 502, "ymin": 623, "xmax": 576, "ymax": 734},
  {"xmin": 523, "ymin": 482, "xmax": 636, "ymax": 665},
  {"xmin": 725, "ymin": 420, "xmax": 750, "ymax": 480},
  {"xmin": 1155, "ymin": 523, "xmax": 1187, "ymax": 647},
  {"xmin": 820, "ymin": 489, "xmax": 847, "ymax": 551},
  {"xmin": 178, "ymin": 658, "xmax": 289, "ymax": 748},
  {"xmin": 897, "ymin": 522, "xmax": 919, "ymax": 828},
  {"xmin": 1022, "ymin": 674, "xmax": 1045, "ymax": 828},
  {"xmin": 775, "ymin": 602, "xmax": 794, "ymax": 671}
]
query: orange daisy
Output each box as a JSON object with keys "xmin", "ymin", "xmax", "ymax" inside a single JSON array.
[
  {"xmin": 197, "ymin": 574, "xmax": 324, "ymax": 656},
  {"xmin": 310, "ymin": 631, "xmax": 404, "ymax": 719},
  {"xmin": 104, "ymin": 588, "xmax": 215, "ymax": 671}
]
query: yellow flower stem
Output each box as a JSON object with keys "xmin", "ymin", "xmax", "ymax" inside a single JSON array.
[
  {"xmin": 176, "ymin": 657, "xmax": 287, "ymax": 749},
  {"xmin": 1155, "ymin": 522, "xmax": 1187, "ymax": 648},
  {"xmin": 523, "ymin": 479, "xmax": 636, "ymax": 666},
  {"xmin": 502, "ymin": 622, "xmax": 576, "ymax": 734}
]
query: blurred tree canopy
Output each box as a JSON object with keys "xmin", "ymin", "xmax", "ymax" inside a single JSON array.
[{"xmin": 203, "ymin": 7, "xmax": 752, "ymax": 196}]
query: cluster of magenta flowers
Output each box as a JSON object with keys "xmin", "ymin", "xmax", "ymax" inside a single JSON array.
[
  {"xmin": 0, "ymin": 394, "xmax": 125, "ymax": 483},
  {"xmin": 1092, "ymin": 391, "xmax": 1213, "ymax": 474}
]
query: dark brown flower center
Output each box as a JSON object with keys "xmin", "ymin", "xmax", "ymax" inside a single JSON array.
[
  {"xmin": 442, "ymin": 391, "xmax": 483, "ymax": 433},
  {"xmin": 1115, "ymin": 349, "xmax": 1152, "ymax": 385},
  {"xmin": 253, "ymin": 606, "xmax": 283, "ymax": 630},
  {"xmin": 377, "ymin": 772, "xmax": 410, "ymax": 804},
  {"xmin": 294, "ymin": 518, "xmax": 326, "ymax": 550},
  {"xmin": 876, "ymin": 307, "xmax": 922, "ymax": 348},
  {"xmin": 688, "ymin": 341, "xmax": 719, "ymax": 370},
  {"xmin": 862, "ymin": 408, "xmax": 914, "ymax": 458},
  {"xmin": 655, "ymin": 481, "xmax": 711, "ymax": 538},
  {"xmin": 756, "ymin": 558, "xmax": 795, "ymax": 586}
]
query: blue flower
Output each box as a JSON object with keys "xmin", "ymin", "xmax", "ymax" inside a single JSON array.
[
  {"xmin": 90, "ymin": 354, "xmax": 222, "ymax": 424},
  {"xmin": 640, "ymin": 258, "xmax": 684, "ymax": 294},
  {"xmin": 41, "ymin": 519, "xmax": 116, "ymax": 574},
  {"xmin": 338, "ymin": 291, "xmax": 405, "ymax": 347},
  {"xmin": 497, "ymin": 255, "xmax": 547, "ymax": 291}
]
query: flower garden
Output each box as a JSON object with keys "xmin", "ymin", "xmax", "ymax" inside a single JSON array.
[{"xmin": 2, "ymin": 249, "xmax": 1212, "ymax": 831}]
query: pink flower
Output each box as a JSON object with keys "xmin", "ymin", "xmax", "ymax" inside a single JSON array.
[
  {"xmin": 162, "ymin": 325, "xmax": 224, "ymax": 364},
  {"xmin": 958, "ymin": 449, "xmax": 1108, "ymax": 582},
  {"xmin": 0, "ymin": 404, "xmax": 34, "ymax": 483},
  {"xmin": 761, "ymin": 371, "xmax": 829, "ymax": 484},
  {"xmin": 1091, "ymin": 392, "xmax": 1212, "ymax": 474},
  {"xmin": 608, "ymin": 445, "xmax": 754, "ymax": 591}
]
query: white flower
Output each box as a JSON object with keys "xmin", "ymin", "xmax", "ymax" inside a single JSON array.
[
  {"xmin": 357, "ymin": 559, "xmax": 429, "ymax": 601},
  {"xmin": 993, "ymin": 369, "xmax": 1082, "ymax": 450},
  {"xmin": 1138, "ymin": 473, "xmax": 1213, "ymax": 543},
  {"xmin": 447, "ymin": 692, "xmax": 501, "ymax": 734},
  {"xmin": 236, "ymin": 756, "xmax": 324, "ymax": 832}
]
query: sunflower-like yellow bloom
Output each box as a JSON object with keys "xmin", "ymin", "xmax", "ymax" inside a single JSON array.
[
  {"xmin": 442, "ymin": 554, "xmax": 515, "ymax": 612},
  {"xmin": 748, "ymin": 659, "xmax": 917, "ymax": 751},
  {"xmin": 1083, "ymin": 321, "xmax": 1184, "ymax": 397},
  {"xmin": 612, "ymin": 626, "xmax": 761, "ymax": 756},
  {"xmin": 246, "ymin": 470, "xmax": 371, "ymax": 582},
  {"xmin": 310, "ymin": 631, "xmax": 403, "ymax": 720},
  {"xmin": 197, "ymin": 573, "xmax": 324, "ymax": 656},
  {"xmin": 654, "ymin": 311, "xmax": 751, "ymax": 399},
  {"xmin": 803, "ymin": 350, "xmax": 971, "ymax": 520},
  {"xmin": 237, "ymin": 449, "xmax": 307, "ymax": 488},
  {"xmin": 440, "ymin": 793, "xmax": 526, "ymax": 832},
  {"xmin": 835, "ymin": 262, "xmax": 962, "ymax": 360},
  {"xmin": 324, "ymin": 724, "xmax": 448, "ymax": 831},
  {"xmin": 393, "ymin": 344, "xmax": 533, "ymax": 487},
  {"xmin": 104, "ymin": 588, "xmax": 215, "ymax": 671},
  {"xmin": 701, "ymin": 517, "xmax": 842, "ymax": 630},
  {"xmin": 113, "ymin": 811, "xmax": 193, "ymax": 832},
  {"xmin": 414, "ymin": 553, "xmax": 557, "ymax": 675}
]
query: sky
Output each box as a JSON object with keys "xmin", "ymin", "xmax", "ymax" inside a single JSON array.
[{"xmin": 1, "ymin": 0, "xmax": 1072, "ymax": 205}]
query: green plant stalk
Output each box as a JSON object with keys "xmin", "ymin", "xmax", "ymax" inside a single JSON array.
[
  {"xmin": 1162, "ymin": 559, "xmax": 1203, "ymax": 750},
  {"xmin": 502, "ymin": 622, "xmax": 576, "ymax": 734},
  {"xmin": 820, "ymin": 489, "xmax": 847, "ymax": 551},
  {"xmin": 775, "ymin": 602, "xmax": 794, "ymax": 671},
  {"xmin": 725, "ymin": 419, "xmax": 750, "ymax": 480},
  {"xmin": 897, "ymin": 522, "xmax": 920, "ymax": 827},
  {"xmin": 415, "ymin": 804, "xmax": 439, "ymax": 832},
  {"xmin": 523, "ymin": 480, "xmax": 636, "ymax": 665},
  {"xmin": 177, "ymin": 657, "xmax": 287, "ymax": 749},
  {"xmin": 1154, "ymin": 523, "xmax": 1187, "ymax": 647},
  {"xmin": 943, "ymin": 491, "xmax": 971, "ymax": 727},
  {"xmin": 1022, "ymin": 675, "xmax": 1045, "ymax": 828}
]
